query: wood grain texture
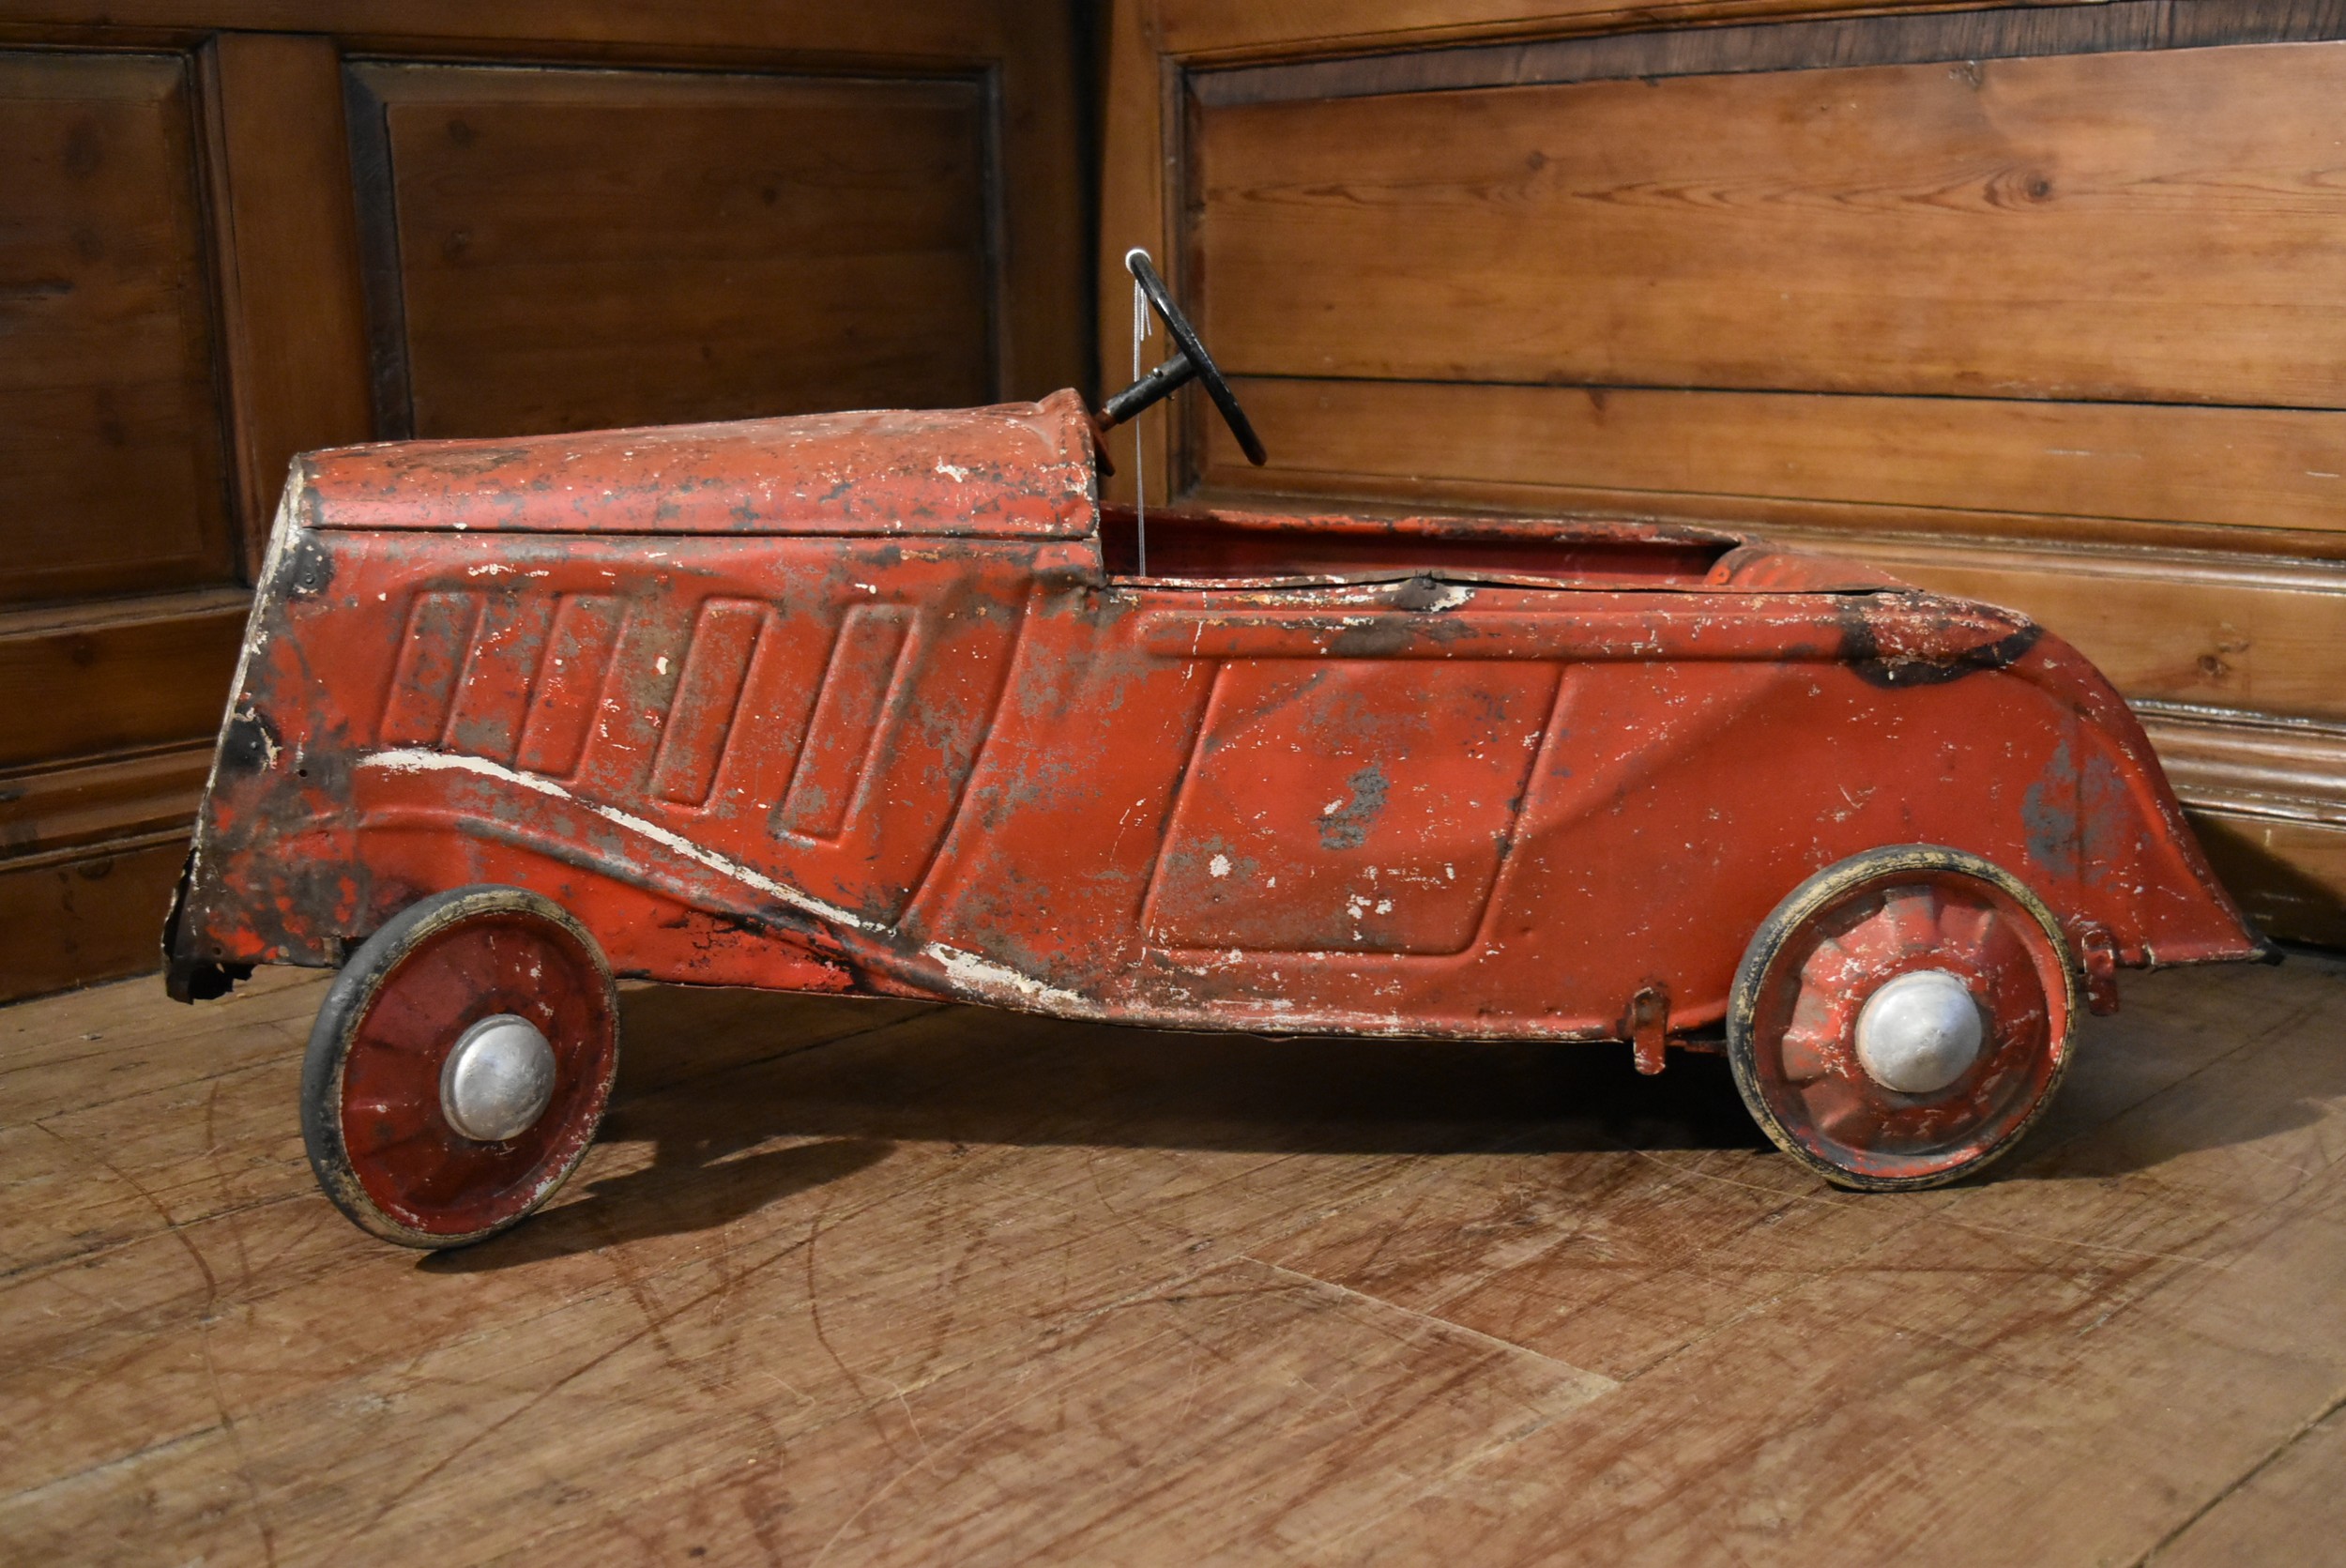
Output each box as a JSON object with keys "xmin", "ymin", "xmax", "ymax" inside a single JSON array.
[
  {"xmin": 2188, "ymin": 812, "xmax": 2346, "ymax": 948},
  {"xmin": 1328, "ymin": 960, "xmax": 2346, "ymax": 1564},
  {"xmin": 1192, "ymin": 39, "xmax": 2346, "ymax": 407},
  {"xmin": 352, "ymin": 65, "xmax": 996, "ymax": 441},
  {"xmin": 0, "ymin": 834, "xmax": 185, "ymax": 1000},
  {"xmin": 203, "ymin": 32, "xmax": 372, "ymax": 569},
  {"xmin": 4, "ymin": 951, "xmax": 2345, "ymax": 1561},
  {"xmin": 2140, "ymin": 708, "xmax": 2346, "ymax": 823},
  {"xmin": 0, "ymin": 594, "xmax": 245, "ymax": 771},
  {"xmin": 1095, "ymin": 0, "xmax": 1178, "ymax": 507},
  {"xmin": 2152, "ymin": 1398, "xmax": 2346, "ymax": 1565},
  {"xmin": 1795, "ymin": 535, "xmax": 2346, "ymax": 723},
  {"xmin": 993, "ymin": 0, "xmax": 1092, "ymax": 402},
  {"xmin": 0, "ymin": 2, "xmax": 1091, "ymax": 1001},
  {"xmin": 1206, "ymin": 375, "xmax": 2346, "ymax": 540},
  {"xmin": 0, "ymin": 0, "xmax": 1002, "ymax": 55},
  {"xmin": 0, "ymin": 742, "xmax": 211, "ymax": 860},
  {"xmin": 1160, "ymin": 0, "xmax": 2058, "ymax": 60},
  {"xmin": 1193, "ymin": 0, "xmax": 2346, "ymax": 105},
  {"xmin": 0, "ymin": 50, "xmax": 235, "ymax": 606}
]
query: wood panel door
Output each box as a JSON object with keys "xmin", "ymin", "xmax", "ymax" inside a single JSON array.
[
  {"xmin": 1101, "ymin": 0, "xmax": 2346, "ymax": 947},
  {"xmin": 0, "ymin": 3, "xmax": 1088, "ymax": 1002},
  {"xmin": 345, "ymin": 65, "xmax": 1001, "ymax": 440}
]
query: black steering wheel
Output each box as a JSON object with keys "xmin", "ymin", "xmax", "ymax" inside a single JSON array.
[{"xmin": 1096, "ymin": 249, "xmax": 1267, "ymax": 465}]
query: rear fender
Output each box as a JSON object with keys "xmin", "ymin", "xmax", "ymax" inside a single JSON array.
[{"xmin": 1992, "ymin": 626, "xmax": 2269, "ymax": 970}]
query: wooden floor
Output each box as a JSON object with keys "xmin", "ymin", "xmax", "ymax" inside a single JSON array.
[{"xmin": 4, "ymin": 952, "xmax": 2344, "ymax": 1566}]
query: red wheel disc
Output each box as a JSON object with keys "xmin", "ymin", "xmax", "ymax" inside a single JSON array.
[
  {"xmin": 307, "ymin": 889, "xmax": 617, "ymax": 1245},
  {"xmin": 1737, "ymin": 859, "xmax": 2074, "ymax": 1188}
]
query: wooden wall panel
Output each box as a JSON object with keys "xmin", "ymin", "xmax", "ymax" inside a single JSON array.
[
  {"xmin": 0, "ymin": 837, "xmax": 192, "ymax": 998},
  {"xmin": 351, "ymin": 66, "xmax": 996, "ymax": 440},
  {"xmin": 0, "ymin": 51, "xmax": 234, "ymax": 607},
  {"xmin": 0, "ymin": 1, "xmax": 1004, "ymax": 56},
  {"xmin": 1207, "ymin": 377, "xmax": 2346, "ymax": 545},
  {"xmin": 1108, "ymin": 0, "xmax": 2346, "ymax": 945},
  {"xmin": 0, "ymin": 597, "xmax": 248, "ymax": 771},
  {"xmin": 1159, "ymin": 0, "xmax": 1953, "ymax": 57},
  {"xmin": 0, "ymin": 744, "xmax": 212, "ymax": 860},
  {"xmin": 1195, "ymin": 42, "xmax": 2346, "ymax": 409},
  {"xmin": 2190, "ymin": 814, "xmax": 2346, "ymax": 949},
  {"xmin": 203, "ymin": 33, "xmax": 373, "ymax": 568},
  {"xmin": 0, "ymin": 4, "xmax": 1089, "ymax": 1001}
]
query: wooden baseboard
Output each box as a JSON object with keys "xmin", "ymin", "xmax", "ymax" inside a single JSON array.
[
  {"xmin": 2137, "ymin": 704, "xmax": 2346, "ymax": 947},
  {"xmin": 0, "ymin": 589, "xmax": 246, "ymax": 771},
  {"xmin": 0, "ymin": 832, "xmax": 188, "ymax": 1003},
  {"xmin": 0, "ymin": 740, "xmax": 213, "ymax": 860},
  {"xmin": 0, "ymin": 741, "xmax": 215, "ymax": 1004},
  {"xmin": 2136, "ymin": 705, "xmax": 2346, "ymax": 825},
  {"xmin": 2186, "ymin": 813, "xmax": 2346, "ymax": 950}
]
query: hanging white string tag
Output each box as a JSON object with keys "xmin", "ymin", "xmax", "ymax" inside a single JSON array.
[{"xmin": 1131, "ymin": 267, "xmax": 1149, "ymax": 576}]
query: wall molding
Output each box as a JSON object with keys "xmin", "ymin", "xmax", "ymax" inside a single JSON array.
[
  {"xmin": 0, "ymin": 742, "xmax": 214, "ymax": 866},
  {"xmin": 2136, "ymin": 706, "xmax": 2346, "ymax": 828},
  {"xmin": 1191, "ymin": 0, "xmax": 2346, "ymax": 104}
]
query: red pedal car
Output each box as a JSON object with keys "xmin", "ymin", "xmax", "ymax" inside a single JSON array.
[{"xmin": 166, "ymin": 258, "xmax": 2269, "ymax": 1247}]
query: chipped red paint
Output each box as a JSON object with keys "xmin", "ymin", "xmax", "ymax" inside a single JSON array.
[
  {"xmin": 301, "ymin": 391, "xmax": 1097, "ymax": 540},
  {"xmin": 1735, "ymin": 856, "xmax": 2076, "ymax": 1186},
  {"xmin": 168, "ymin": 389, "xmax": 2267, "ymax": 1089},
  {"xmin": 325, "ymin": 900, "xmax": 617, "ymax": 1240}
]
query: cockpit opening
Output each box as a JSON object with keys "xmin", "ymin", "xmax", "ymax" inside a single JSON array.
[{"xmin": 1100, "ymin": 504, "xmax": 1743, "ymax": 586}]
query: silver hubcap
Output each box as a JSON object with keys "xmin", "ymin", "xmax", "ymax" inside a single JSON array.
[
  {"xmin": 1854, "ymin": 969, "xmax": 1984, "ymax": 1094},
  {"xmin": 440, "ymin": 1014, "xmax": 557, "ymax": 1142}
]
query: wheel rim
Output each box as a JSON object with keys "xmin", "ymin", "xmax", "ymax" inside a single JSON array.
[
  {"xmin": 1742, "ymin": 865, "xmax": 2072, "ymax": 1185},
  {"xmin": 336, "ymin": 905, "xmax": 615, "ymax": 1239}
]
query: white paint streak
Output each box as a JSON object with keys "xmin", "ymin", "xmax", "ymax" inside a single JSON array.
[
  {"xmin": 359, "ymin": 749, "xmax": 879, "ymax": 932},
  {"xmin": 922, "ymin": 943, "xmax": 1089, "ymax": 1011}
]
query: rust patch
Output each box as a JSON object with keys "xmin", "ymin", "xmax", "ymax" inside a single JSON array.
[
  {"xmin": 1842, "ymin": 597, "xmax": 2044, "ymax": 688},
  {"xmin": 1624, "ymin": 983, "xmax": 1669, "ymax": 1075},
  {"xmin": 1317, "ymin": 764, "xmax": 1389, "ymax": 852}
]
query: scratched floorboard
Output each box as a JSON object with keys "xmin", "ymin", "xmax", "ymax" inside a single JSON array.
[{"xmin": 0, "ymin": 953, "xmax": 2340, "ymax": 1566}]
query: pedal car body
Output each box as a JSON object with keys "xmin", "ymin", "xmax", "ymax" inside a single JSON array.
[{"xmin": 164, "ymin": 303, "xmax": 2269, "ymax": 1243}]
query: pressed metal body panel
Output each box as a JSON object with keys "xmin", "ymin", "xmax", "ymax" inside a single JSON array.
[{"xmin": 170, "ymin": 392, "xmax": 2264, "ymax": 1045}]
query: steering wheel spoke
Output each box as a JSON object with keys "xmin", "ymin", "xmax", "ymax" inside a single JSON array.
[{"xmin": 1097, "ymin": 249, "xmax": 1267, "ymax": 466}]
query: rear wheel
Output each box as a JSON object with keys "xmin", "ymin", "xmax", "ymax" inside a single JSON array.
[
  {"xmin": 1728, "ymin": 846, "xmax": 2076, "ymax": 1191},
  {"xmin": 301, "ymin": 885, "xmax": 619, "ymax": 1247}
]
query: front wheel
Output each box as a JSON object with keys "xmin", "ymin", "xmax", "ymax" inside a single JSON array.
[
  {"xmin": 1728, "ymin": 846, "xmax": 2077, "ymax": 1192},
  {"xmin": 301, "ymin": 885, "xmax": 619, "ymax": 1248}
]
